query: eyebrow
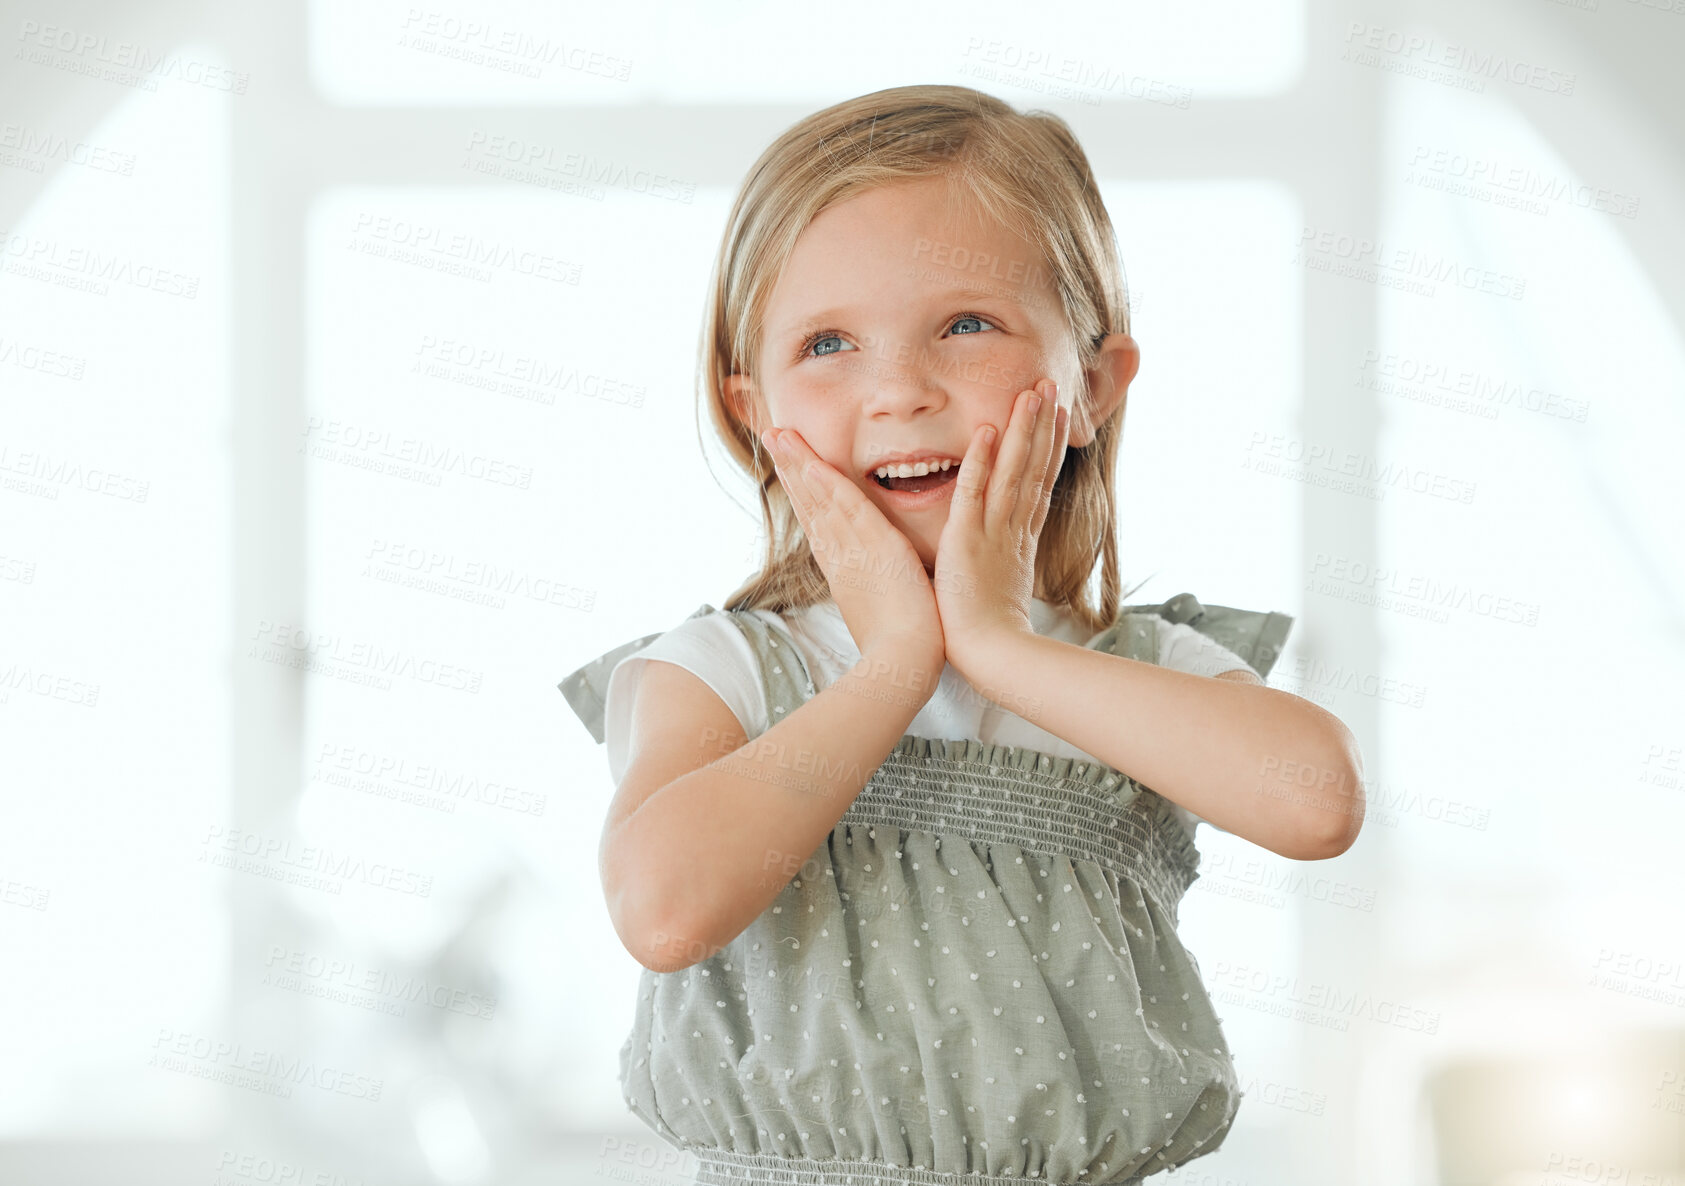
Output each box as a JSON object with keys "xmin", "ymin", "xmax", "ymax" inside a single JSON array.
[{"xmin": 778, "ymin": 286, "xmax": 1034, "ymax": 339}]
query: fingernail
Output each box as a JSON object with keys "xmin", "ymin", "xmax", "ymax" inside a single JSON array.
[{"xmin": 1026, "ymin": 392, "xmax": 1042, "ymax": 417}]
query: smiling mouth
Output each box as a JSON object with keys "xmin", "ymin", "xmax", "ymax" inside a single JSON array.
[{"xmin": 873, "ymin": 467, "xmax": 960, "ymax": 494}]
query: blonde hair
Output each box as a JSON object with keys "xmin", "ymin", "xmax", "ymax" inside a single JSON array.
[{"xmin": 700, "ymin": 84, "xmax": 1145, "ymax": 637}]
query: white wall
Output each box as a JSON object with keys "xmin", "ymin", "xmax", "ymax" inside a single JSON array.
[{"xmin": 1, "ymin": 1, "xmax": 1680, "ymax": 1183}]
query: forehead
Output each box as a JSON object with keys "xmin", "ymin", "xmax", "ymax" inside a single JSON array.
[{"xmin": 766, "ymin": 177, "xmax": 1059, "ymax": 329}]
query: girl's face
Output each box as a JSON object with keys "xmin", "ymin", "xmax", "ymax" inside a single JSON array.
[{"xmin": 732, "ymin": 175, "xmax": 1131, "ymax": 577}]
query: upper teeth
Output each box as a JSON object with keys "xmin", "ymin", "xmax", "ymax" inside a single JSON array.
[{"xmin": 875, "ymin": 459, "xmax": 955, "ymax": 479}]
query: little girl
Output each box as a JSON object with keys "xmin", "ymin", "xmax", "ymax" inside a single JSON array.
[{"xmin": 561, "ymin": 85, "xmax": 1364, "ymax": 1186}]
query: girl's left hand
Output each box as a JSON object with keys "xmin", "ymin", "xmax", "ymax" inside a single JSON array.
[{"xmin": 932, "ymin": 377, "xmax": 1070, "ymax": 678}]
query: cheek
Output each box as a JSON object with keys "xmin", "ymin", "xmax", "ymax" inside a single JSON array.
[
  {"xmin": 968, "ymin": 348, "xmax": 1048, "ymax": 412},
  {"xmin": 776, "ymin": 394, "xmax": 855, "ymax": 470},
  {"xmin": 772, "ymin": 386, "xmax": 836, "ymax": 433},
  {"xmin": 979, "ymin": 387, "xmax": 1025, "ymax": 431}
]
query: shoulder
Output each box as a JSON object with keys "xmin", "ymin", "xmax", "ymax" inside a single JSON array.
[
  {"xmin": 1075, "ymin": 604, "xmax": 1260, "ymax": 681},
  {"xmin": 600, "ymin": 608, "xmax": 768, "ymax": 782},
  {"xmin": 1157, "ymin": 618, "xmax": 1261, "ymax": 681},
  {"xmin": 607, "ymin": 608, "xmax": 762, "ymax": 705},
  {"xmin": 637, "ymin": 606, "xmax": 754, "ymax": 663}
]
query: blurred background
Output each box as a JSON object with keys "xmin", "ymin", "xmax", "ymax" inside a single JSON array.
[{"xmin": 1, "ymin": 0, "xmax": 1681, "ymax": 1183}]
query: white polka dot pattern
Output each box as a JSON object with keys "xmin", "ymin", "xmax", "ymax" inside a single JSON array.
[{"xmin": 615, "ymin": 609, "xmax": 1246, "ymax": 1186}]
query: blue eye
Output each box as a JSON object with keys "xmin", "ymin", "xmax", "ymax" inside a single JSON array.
[
  {"xmin": 808, "ymin": 333, "xmax": 851, "ymax": 358},
  {"xmin": 795, "ymin": 312, "xmax": 998, "ymax": 361}
]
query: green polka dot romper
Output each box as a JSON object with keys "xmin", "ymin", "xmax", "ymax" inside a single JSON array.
[{"xmin": 560, "ymin": 592, "xmax": 1294, "ymax": 1186}]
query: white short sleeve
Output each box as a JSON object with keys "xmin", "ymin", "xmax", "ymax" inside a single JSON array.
[
  {"xmin": 601, "ymin": 613, "xmax": 769, "ymax": 787},
  {"xmin": 1155, "ymin": 618, "xmax": 1257, "ymax": 680}
]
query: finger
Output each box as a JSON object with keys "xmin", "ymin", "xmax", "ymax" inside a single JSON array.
[
  {"xmin": 1013, "ymin": 379, "xmax": 1060, "ymax": 536},
  {"xmin": 948, "ymin": 420, "xmax": 995, "ymax": 534},
  {"xmin": 1029, "ymin": 401, "xmax": 1070, "ymax": 539},
  {"xmin": 767, "ymin": 428, "xmax": 821, "ymax": 539},
  {"xmin": 985, "ymin": 387, "xmax": 1041, "ymax": 533},
  {"xmin": 784, "ymin": 429, "xmax": 870, "ymax": 530},
  {"xmin": 764, "ymin": 427, "xmax": 802, "ymax": 510},
  {"xmin": 768, "ymin": 429, "xmax": 862, "ymax": 576}
]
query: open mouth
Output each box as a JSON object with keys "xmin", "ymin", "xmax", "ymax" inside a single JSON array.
[{"xmin": 873, "ymin": 467, "xmax": 960, "ymax": 495}]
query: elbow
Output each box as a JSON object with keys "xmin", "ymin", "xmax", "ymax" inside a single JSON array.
[
  {"xmin": 1313, "ymin": 732, "xmax": 1367, "ymax": 859},
  {"xmin": 626, "ymin": 921, "xmax": 708, "ymax": 975},
  {"xmin": 1291, "ymin": 723, "xmax": 1367, "ymax": 861},
  {"xmin": 601, "ymin": 825, "xmax": 712, "ymax": 974},
  {"xmin": 1302, "ymin": 804, "xmax": 1362, "ymax": 860},
  {"xmin": 609, "ymin": 879, "xmax": 717, "ymax": 974},
  {"xmin": 638, "ymin": 907, "xmax": 723, "ymax": 974}
]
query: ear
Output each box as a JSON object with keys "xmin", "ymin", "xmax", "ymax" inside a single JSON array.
[
  {"xmin": 725, "ymin": 373, "xmax": 765, "ymax": 438},
  {"xmin": 1071, "ymin": 333, "xmax": 1139, "ymax": 448}
]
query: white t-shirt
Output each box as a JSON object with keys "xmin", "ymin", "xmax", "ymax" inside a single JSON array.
[{"xmin": 602, "ymin": 597, "xmax": 1259, "ymax": 838}]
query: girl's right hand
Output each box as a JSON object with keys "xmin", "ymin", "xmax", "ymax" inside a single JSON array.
[{"xmin": 761, "ymin": 427, "xmax": 946, "ymax": 690}]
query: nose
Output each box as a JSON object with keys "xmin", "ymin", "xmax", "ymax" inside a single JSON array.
[{"xmin": 858, "ymin": 349, "xmax": 946, "ymax": 419}]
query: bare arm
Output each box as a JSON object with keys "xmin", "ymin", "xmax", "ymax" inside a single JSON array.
[
  {"xmin": 600, "ymin": 643, "xmax": 935, "ymax": 973},
  {"xmin": 955, "ymin": 632, "xmax": 1365, "ymax": 861}
]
